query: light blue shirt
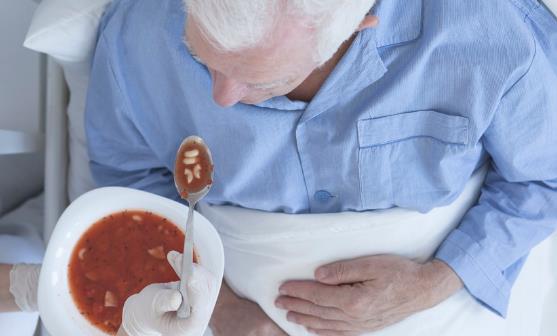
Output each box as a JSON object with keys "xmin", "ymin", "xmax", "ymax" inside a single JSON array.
[{"xmin": 85, "ymin": 0, "xmax": 557, "ymax": 317}]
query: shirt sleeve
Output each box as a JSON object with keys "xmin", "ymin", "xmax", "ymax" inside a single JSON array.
[
  {"xmin": 435, "ymin": 36, "xmax": 557, "ymax": 317},
  {"xmin": 85, "ymin": 34, "xmax": 180, "ymax": 202}
]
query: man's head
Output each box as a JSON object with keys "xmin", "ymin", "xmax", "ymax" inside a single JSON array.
[{"xmin": 183, "ymin": 0, "xmax": 377, "ymax": 107}]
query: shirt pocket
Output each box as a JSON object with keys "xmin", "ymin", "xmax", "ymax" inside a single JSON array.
[{"xmin": 357, "ymin": 110, "xmax": 470, "ymax": 211}]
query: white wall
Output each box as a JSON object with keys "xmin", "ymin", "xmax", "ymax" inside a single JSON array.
[
  {"xmin": 0, "ymin": 0, "xmax": 42, "ymax": 131},
  {"xmin": 0, "ymin": 0, "xmax": 44, "ymax": 215}
]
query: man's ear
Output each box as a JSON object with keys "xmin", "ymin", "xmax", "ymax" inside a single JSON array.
[{"xmin": 357, "ymin": 15, "xmax": 379, "ymax": 31}]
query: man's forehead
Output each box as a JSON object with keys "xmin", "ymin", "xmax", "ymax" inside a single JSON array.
[
  {"xmin": 185, "ymin": 9, "xmax": 312, "ymax": 43},
  {"xmin": 184, "ymin": 16, "xmax": 314, "ymax": 82},
  {"xmin": 185, "ymin": 14, "xmax": 312, "ymax": 55}
]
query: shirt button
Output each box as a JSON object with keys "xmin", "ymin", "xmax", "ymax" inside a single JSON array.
[{"xmin": 314, "ymin": 190, "xmax": 333, "ymax": 202}]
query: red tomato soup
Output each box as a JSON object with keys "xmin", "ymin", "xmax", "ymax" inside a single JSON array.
[{"xmin": 68, "ymin": 210, "xmax": 195, "ymax": 334}]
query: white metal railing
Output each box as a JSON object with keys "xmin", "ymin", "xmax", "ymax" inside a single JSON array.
[
  {"xmin": 39, "ymin": 56, "xmax": 68, "ymax": 336},
  {"xmin": 42, "ymin": 56, "xmax": 68, "ymax": 244}
]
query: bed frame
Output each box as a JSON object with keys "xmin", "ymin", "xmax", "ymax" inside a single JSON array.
[
  {"xmin": 36, "ymin": 56, "xmax": 67, "ymax": 336},
  {"xmin": 43, "ymin": 57, "xmax": 68, "ymax": 243}
]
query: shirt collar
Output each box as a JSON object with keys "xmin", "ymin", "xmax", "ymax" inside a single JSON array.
[
  {"xmin": 374, "ymin": 0, "xmax": 423, "ymax": 48},
  {"xmin": 297, "ymin": 0, "xmax": 424, "ymax": 122},
  {"xmin": 260, "ymin": 0, "xmax": 424, "ymax": 116},
  {"xmin": 253, "ymin": 95, "xmax": 308, "ymax": 111}
]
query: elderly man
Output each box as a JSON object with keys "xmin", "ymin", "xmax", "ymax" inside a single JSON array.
[{"xmin": 85, "ymin": 0, "xmax": 557, "ymax": 335}]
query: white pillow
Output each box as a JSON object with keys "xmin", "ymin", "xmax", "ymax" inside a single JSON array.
[
  {"xmin": 23, "ymin": 0, "xmax": 111, "ymax": 201},
  {"xmin": 23, "ymin": 0, "xmax": 111, "ymax": 63}
]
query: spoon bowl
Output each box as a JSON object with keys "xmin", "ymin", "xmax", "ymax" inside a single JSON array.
[{"xmin": 174, "ymin": 135, "xmax": 214, "ymax": 202}]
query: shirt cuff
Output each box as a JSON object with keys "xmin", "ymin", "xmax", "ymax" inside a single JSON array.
[{"xmin": 435, "ymin": 229, "xmax": 511, "ymax": 317}]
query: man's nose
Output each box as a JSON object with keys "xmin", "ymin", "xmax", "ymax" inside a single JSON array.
[{"xmin": 211, "ymin": 71, "xmax": 246, "ymax": 107}]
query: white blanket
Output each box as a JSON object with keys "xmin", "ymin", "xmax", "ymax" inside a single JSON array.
[{"xmin": 199, "ymin": 166, "xmax": 552, "ymax": 336}]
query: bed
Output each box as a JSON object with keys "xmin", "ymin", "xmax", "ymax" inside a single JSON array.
[{"xmin": 22, "ymin": 0, "xmax": 557, "ymax": 335}]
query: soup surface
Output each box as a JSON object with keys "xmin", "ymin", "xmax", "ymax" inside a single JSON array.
[
  {"xmin": 68, "ymin": 210, "xmax": 193, "ymax": 334},
  {"xmin": 175, "ymin": 140, "xmax": 213, "ymax": 198}
]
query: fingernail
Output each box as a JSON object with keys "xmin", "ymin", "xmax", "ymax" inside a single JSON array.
[
  {"xmin": 315, "ymin": 267, "xmax": 329, "ymax": 280},
  {"xmin": 286, "ymin": 313, "xmax": 295, "ymax": 322},
  {"xmin": 275, "ymin": 300, "xmax": 284, "ymax": 309},
  {"xmin": 279, "ymin": 286, "xmax": 287, "ymax": 295}
]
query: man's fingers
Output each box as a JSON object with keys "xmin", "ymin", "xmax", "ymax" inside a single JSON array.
[
  {"xmin": 362, "ymin": 313, "xmax": 411, "ymax": 332},
  {"xmin": 315, "ymin": 255, "xmax": 390, "ymax": 285},
  {"xmin": 275, "ymin": 296, "xmax": 352, "ymax": 321},
  {"xmin": 307, "ymin": 329, "xmax": 360, "ymax": 336},
  {"xmin": 286, "ymin": 312, "xmax": 357, "ymax": 332},
  {"xmin": 279, "ymin": 281, "xmax": 353, "ymax": 309},
  {"xmin": 153, "ymin": 289, "xmax": 182, "ymax": 314}
]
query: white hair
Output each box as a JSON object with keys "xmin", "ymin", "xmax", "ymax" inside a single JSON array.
[{"xmin": 184, "ymin": 0, "xmax": 377, "ymax": 64}]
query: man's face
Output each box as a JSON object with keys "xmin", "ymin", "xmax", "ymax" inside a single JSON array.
[{"xmin": 185, "ymin": 17, "xmax": 318, "ymax": 107}]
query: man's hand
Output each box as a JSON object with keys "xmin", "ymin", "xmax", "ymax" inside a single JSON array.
[
  {"xmin": 210, "ymin": 282, "xmax": 287, "ymax": 336},
  {"xmin": 275, "ymin": 255, "xmax": 463, "ymax": 336}
]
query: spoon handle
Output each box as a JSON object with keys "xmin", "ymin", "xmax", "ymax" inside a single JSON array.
[{"xmin": 177, "ymin": 201, "xmax": 195, "ymax": 318}]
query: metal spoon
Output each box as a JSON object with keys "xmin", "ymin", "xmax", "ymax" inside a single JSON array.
[{"xmin": 173, "ymin": 135, "xmax": 214, "ymax": 319}]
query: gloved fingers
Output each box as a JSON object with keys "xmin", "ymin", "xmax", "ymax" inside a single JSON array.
[
  {"xmin": 188, "ymin": 264, "xmax": 215, "ymax": 292},
  {"xmin": 166, "ymin": 251, "xmax": 216, "ymax": 292},
  {"xmin": 166, "ymin": 250, "xmax": 182, "ymax": 276},
  {"xmin": 153, "ymin": 288, "xmax": 183, "ymax": 314},
  {"xmin": 9, "ymin": 263, "xmax": 41, "ymax": 312},
  {"xmin": 187, "ymin": 265, "xmax": 218, "ymax": 313},
  {"xmin": 166, "ymin": 253, "xmax": 219, "ymax": 315},
  {"xmin": 122, "ymin": 292, "xmax": 162, "ymax": 336}
]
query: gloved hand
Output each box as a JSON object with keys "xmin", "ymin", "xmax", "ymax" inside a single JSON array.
[
  {"xmin": 8, "ymin": 263, "xmax": 41, "ymax": 312},
  {"xmin": 121, "ymin": 251, "xmax": 219, "ymax": 336}
]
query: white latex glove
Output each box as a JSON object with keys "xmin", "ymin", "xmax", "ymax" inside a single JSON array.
[
  {"xmin": 9, "ymin": 263, "xmax": 41, "ymax": 312},
  {"xmin": 121, "ymin": 251, "xmax": 218, "ymax": 336}
]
